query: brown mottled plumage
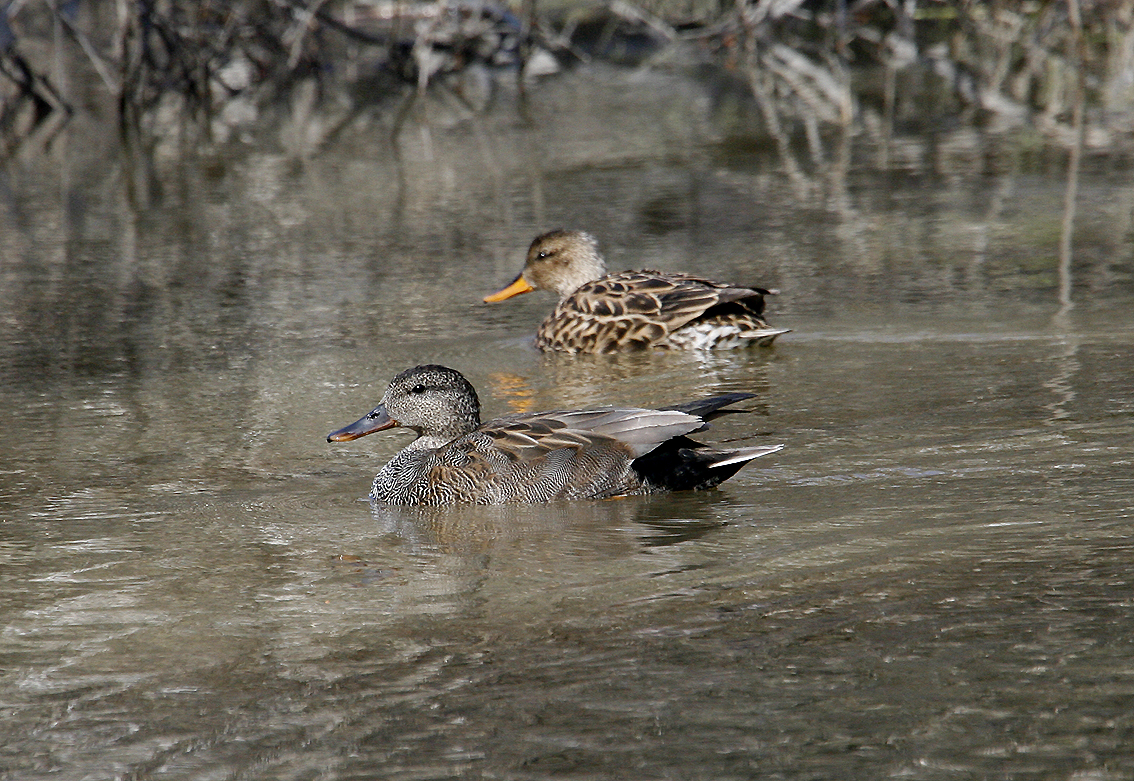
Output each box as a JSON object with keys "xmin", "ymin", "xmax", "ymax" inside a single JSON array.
[
  {"xmin": 484, "ymin": 230, "xmax": 789, "ymax": 353},
  {"xmin": 327, "ymin": 365, "xmax": 783, "ymax": 506}
]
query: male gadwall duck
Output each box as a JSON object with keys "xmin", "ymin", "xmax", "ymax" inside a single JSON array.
[
  {"xmin": 484, "ymin": 229, "xmax": 789, "ymax": 353},
  {"xmin": 327, "ymin": 364, "xmax": 782, "ymax": 505}
]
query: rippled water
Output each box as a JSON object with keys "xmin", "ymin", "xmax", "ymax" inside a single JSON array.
[{"xmin": 2, "ymin": 66, "xmax": 1133, "ymax": 780}]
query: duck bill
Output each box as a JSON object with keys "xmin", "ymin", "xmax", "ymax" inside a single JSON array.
[
  {"xmin": 327, "ymin": 405, "xmax": 398, "ymax": 442},
  {"xmin": 483, "ymin": 273, "xmax": 535, "ymax": 303}
]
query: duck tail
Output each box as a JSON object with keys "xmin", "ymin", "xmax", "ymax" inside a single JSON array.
[
  {"xmin": 664, "ymin": 392, "xmax": 757, "ymax": 422},
  {"xmin": 632, "ymin": 441, "xmax": 782, "ymax": 492},
  {"xmin": 706, "ymin": 444, "xmax": 784, "ymax": 468}
]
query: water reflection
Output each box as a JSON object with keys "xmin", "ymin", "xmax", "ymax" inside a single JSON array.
[
  {"xmin": 482, "ymin": 348, "xmax": 781, "ymax": 413},
  {"xmin": 365, "ymin": 491, "xmax": 737, "ymax": 557},
  {"xmin": 1045, "ymin": 40, "xmax": 1086, "ymax": 427}
]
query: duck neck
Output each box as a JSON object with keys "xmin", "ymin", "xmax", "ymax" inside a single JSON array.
[
  {"xmin": 557, "ymin": 253, "xmax": 606, "ymax": 299},
  {"xmin": 413, "ymin": 411, "xmax": 480, "ymax": 448},
  {"xmin": 406, "ymin": 434, "xmax": 458, "ymax": 451}
]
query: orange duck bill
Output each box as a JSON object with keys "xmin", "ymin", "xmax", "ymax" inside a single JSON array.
[
  {"xmin": 483, "ymin": 273, "xmax": 535, "ymax": 303},
  {"xmin": 327, "ymin": 405, "xmax": 398, "ymax": 442}
]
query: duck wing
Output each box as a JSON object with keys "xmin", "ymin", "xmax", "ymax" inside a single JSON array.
[
  {"xmin": 419, "ymin": 408, "xmax": 704, "ymax": 503},
  {"xmin": 487, "ymin": 407, "xmax": 704, "ymax": 460}
]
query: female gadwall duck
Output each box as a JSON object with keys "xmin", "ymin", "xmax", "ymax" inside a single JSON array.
[
  {"xmin": 484, "ymin": 229, "xmax": 789, "ymax": 353},
  {"xmin": 327, "ymin": 364, "xmax": 782, "ymax": 505}
]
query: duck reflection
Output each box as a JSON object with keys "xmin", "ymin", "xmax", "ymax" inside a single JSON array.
[
  {"xmin": 486, "ymin": 348, "xmax": 779, "ymax": 414},
  {"xmin": 365, "ymin": 490, "xmax": 739, "ymax": 558}
]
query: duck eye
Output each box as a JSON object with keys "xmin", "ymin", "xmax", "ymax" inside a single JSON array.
[{"xmin": 410, "ymin": 384, "xmax": 427, "ymax": 394}]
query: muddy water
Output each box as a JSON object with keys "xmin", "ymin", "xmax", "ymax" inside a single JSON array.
[{"xmin": 2, "ymin": 67, "xmax": 1133, "ymax": 779}]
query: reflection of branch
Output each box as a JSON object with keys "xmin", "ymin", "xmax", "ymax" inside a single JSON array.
[
  {"xmin": 608, "ymin": 1, "xmax": 676, "ymax": 42},
  {"xmin": 766, "ymin": 44, "xmax": 852, "ymax": 126},
  {"xmin": 1058, "ymin": 0, "xmax": 1084, "ymax": 315},
  {"xmin": 0, "ymin": 51, "xmax": 72, "ymax": 158},
  {"xmin": 0, "ymin": 51, "xmax": 68, "ymax": 111},
  {"xmin": 285, "ymin": 0, "xmax": 332, "ymax": 69},
  {"xmin": 741, "ymin": 0, "xmax": 809, "ymax": 27},
  {"xmin": 51, "ymin": 5, "xmax": 120, "ymax": 93},
  {"xmin": 745, "ymin": 64, "xmax": 811, "ymax": 197},
  {"xmin": 738, "ymin": 23, "xmax": 854, "ymax": 198},
  {"xmin": 273, "ymin": 0, "xmax": 390, "ymax": 46}
]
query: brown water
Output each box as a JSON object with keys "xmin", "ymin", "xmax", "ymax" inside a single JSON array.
[{"xmin": 2, "ymin": 66, "xmax": 1134, "ymax": 780}]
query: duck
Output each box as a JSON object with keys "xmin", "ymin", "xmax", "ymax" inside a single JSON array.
[
  {"xmin": 327, "ymin": 364, "xmax": 782, "ymax": 505},
  {"xmin": 484, "ymin": 229, "xmax": 790, "ymax": 353}
]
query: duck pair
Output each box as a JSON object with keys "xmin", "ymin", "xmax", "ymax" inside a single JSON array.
[{"xmin": 329, "ymin": 230, "xmax": 786, "ymax": 506}]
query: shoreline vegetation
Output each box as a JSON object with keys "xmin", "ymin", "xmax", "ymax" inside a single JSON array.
[{"xmin": 2, "ymin": 0, "xmax": 1132, "ymax": 162}]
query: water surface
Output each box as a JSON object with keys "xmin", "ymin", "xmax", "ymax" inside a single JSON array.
[{"xmin": 2, "ymin": 66, "xmax": 1133, "ymax": 780}]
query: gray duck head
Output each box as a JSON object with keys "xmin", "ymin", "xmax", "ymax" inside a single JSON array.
[{"xmin": 327, "ymin": 365, "xmax": 482, "ymax": 443}]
